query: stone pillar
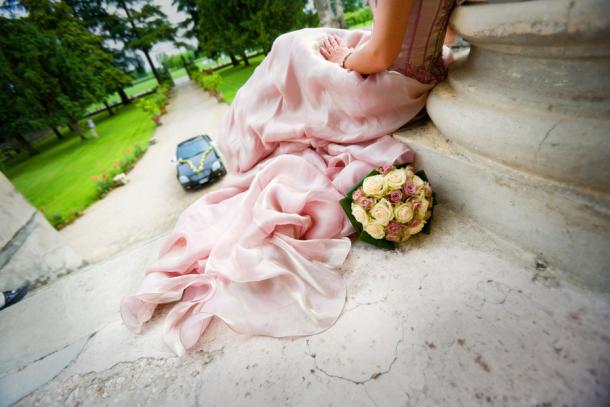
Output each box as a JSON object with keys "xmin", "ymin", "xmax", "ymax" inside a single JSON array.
[
  {"xmin": 396, "ymin": 0, "xmax": 610, "ymax": 291},
  {"xmin": 0, "ymin": 173, "xmax": 85, "ymax": 290}
]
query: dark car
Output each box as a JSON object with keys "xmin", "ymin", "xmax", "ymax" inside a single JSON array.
[{"xmin": 175, "ymin": 135, "xmax": 226, "ymax": 190}]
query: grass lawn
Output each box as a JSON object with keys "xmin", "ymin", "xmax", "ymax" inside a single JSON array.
[
  {"xmin": 216, "ymin": 54, "xmax": 265, "ymax": 103},
  {"xmin": 2, "ymin": 101, "xmax": 157, "ymax": 227},
  {"xmin": 170, "ymin": 67, "xmax": 187, "ymax": 81},
  {"xmin": 87, "ymin": 76, "xmax": 160, "ymax": 113}
]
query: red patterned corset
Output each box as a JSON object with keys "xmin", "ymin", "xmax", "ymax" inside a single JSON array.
[{"xmin": 370, "ymin": 0, "xmax": 460, "ymax": 84}]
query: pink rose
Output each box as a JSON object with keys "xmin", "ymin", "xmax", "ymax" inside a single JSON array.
[
  {"xmin": 386, "ymin": 233, "xmax": 401, "ymax": 242},
  {"xmin": 358, "ymin": 197, "xmax": 374, "ymax": 210},
  {"xmin": 409, "ymin": 219, "xmax": 420, "ymax": 227},
  {"xmin": 403, "ymin": 182, "xmax": 417, "ymax": 196},
  {"xmin": 386, "ymin": 220, "xmax": 404, "ymax": 234},
  {"xmin": 378, "ymin": 164, "xmax": 395, "ymax": 175},
  {"xmin": 352, "ymin": 188, "xmax": 364, "ymax": 201},
  {"xmin": 388, "ymin": 189, "xmax": 403, "ymax": 204}
]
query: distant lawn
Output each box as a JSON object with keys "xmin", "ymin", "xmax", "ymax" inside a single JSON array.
[
  {"xmin": 216, "ymin": 54, "xmax": 265, "ymax": 103},
  {"xmin": 170, "ymin": 67, "xmax": 187, "ymax": 81},
  {"xmin": 2, "ymin": 101, "xmax": 157, "ymax": 228},
  {"xmin": 127, "ymin": 76, "xmax": 159, "ymax": 96},
  {"xmin": 87, "ymin": 76, "xmax": 159, "ymax": 113}
]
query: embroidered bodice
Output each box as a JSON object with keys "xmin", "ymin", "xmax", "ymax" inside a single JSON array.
[{"xmin": 370, "ymin": 0, "xmax": 460, "ymax": 83}]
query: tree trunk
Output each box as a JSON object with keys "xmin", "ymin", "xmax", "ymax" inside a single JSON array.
[
  {"xmin": 313, "ymin": 0, "xmax": 339, "ymax": 27},
  {"xmin": 240, "ymin": 51, "xmax": 250, "ymax": 66},
  {"xmin": 117, "ymin": 0, "xmax": 162, "ymax": 84},
  {"xmin": 142, "ymin": 50, "xmax": 162, "ymax": 84},
  {"xmin": 118, "ymin": 88, "xmax": 131, "ymax": 105},
  {"xmin": 52, "ymin": 127, "xmax": 64, "ymax": 139},
  {"xmin": 228, "ymin": 52, "xmax": 240, "ymax": 67},
  {"xmin": 334, "ymin": 0, "xmax": 347, "ymax": 28},
  {"xmin": 15, "ymin": 134, "xmax": 39, "ymax": 155},
  {"xmin": 70, "ymin": 121, "xmax": 86, "ymax": 141},
  {"xmin": 103, "ymin": 100, "xmax": 114, "ymax": 116}
]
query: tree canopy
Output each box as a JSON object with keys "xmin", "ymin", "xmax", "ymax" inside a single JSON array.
[
  {"xmin": 172, "ymin": 0, "xmax": 199, "ymax": 47},
  {"xmin": 197, "ymin": 0, "xmax": 317, "ymax": 64},
  {"xmin": 0, "ymin": 0, "xmax": 130, "ymax": 150},
  {"xmin": 105, "ymin": 0, "xmax": 177, "ymax": 82}
]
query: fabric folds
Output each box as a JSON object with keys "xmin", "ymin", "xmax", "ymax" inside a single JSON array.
[{"xmin": 121, "ymin": 27, "xmax": 435, "ymax": 355}]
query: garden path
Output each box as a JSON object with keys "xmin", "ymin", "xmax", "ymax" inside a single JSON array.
[{"xmin": 59, "ymin": 79, "xmax": 230, "ymax": 263}]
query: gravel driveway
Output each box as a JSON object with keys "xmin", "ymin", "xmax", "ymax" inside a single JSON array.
[{"xmin": 60, "ymin": 79, "xmax": 230, "ymax": 263}]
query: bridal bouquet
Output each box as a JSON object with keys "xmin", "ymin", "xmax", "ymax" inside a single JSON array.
[{"xmin": 339, "ymin": 164, "xmax": 435, "ymax": 249}]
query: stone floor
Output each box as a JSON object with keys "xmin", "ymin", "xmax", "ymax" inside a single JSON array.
[
  {"xmin": 1, "ymin": 206, "xmax": 608, "ymax": 407},
  {"xmin": 59, "ymin": 79, "xmax": 230, "ymax": 263}
]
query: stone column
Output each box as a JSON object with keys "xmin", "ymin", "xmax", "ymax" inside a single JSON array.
[
  {"xmin": 396, "ymin": 0, "xmax": 610, "ymax": 291},
  {"xmin": 0, "ymin": 173, "xmax": 85, "ymax": 290}
]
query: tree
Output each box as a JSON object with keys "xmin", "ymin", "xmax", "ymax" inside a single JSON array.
[
  {"xmin": 197, "ymin": 0, "xmax": 316, "ymax": 65},
  {"xmin": 313, "ymin": 0, "xmax": 345, "ymax": 28},
  {"xmin": 341, "ymin": 0, "xmax": 365, "ymax": 13},
  {"xmin": 172, "ymin": 0, "xmax": 200, "ymax": 48},
  {"xmin": 106, "ymin": 0, "xmax": 177, "ymax": 83},
  {"xmin": 197, "ymin": 0, "xmax": 257, "ymax": 67},
  {"xmin": 0, "ymin": 0, "xmax": 131, "ymax": 150},
  {"xmin": 0, "ymin": 19, "xmax": 49, "ymax": 154},
  {"xmin": 243, "ymin": 0, "xmax": 318, "ymax": 54},
  {"xmin": 63, "ymin": 0, "xmax": 133, "ymax": 107},
  {"xmin": 22, "ymin": 0, "xmax": 131, "ymax": 139}
]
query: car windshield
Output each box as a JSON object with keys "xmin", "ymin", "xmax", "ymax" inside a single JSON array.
[{"xmin": 177, "ymin": 138, "xmax": 210, "ymax": 159}]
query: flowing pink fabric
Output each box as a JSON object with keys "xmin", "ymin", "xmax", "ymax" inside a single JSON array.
[{"xmin": 121, "ymin": 28, "xmax": 438, "ymax": 356}]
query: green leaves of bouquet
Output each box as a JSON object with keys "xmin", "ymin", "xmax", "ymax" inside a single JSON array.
[{"xmin": 339, "ymin": 164, "xmax": 436, "ymax": 250}]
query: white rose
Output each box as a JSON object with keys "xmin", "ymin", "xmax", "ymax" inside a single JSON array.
[
  {"xmin": 404, "ymin": 166, "xmax": 415, "ymax": 178},
  {"xmin": 406, "ymin": 220, "xmax": 426, "ymax": 236},
  {"xmin": 362, "ymin": 175, "xmax": 388, "ymax": 198},
  {"xmin": 365, "ymin": 222, "xmax": 386, "ymax": 239},
  {"xmin": 351, "ymin": 203, "xmax": 369, "ymax": 226},
  {"xmin": 394, "ymin": 202, "xmax": 414, "ymax": 223},
  {"xmin": 413, "ymin": 175, "xmax": 425, "ymax": 188},
  {"xmin": 384, "ymin": 169, "xmax": 407, "ymax": 190},
  {"xmin": 415, "ymin": 198, "xmax": 429, "ymax": 220},
  {"xmin": 370, "ymin": 198, "xmax": 394, "ymax": 226}
]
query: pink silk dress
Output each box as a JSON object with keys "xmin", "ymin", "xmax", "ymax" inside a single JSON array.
[{"xmin": 121, "ymin": 0, "xmax": 459, "ymax": 356}]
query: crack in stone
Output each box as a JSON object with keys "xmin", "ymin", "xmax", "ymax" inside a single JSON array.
[
  {"xmin": 344, "ymin": 296, "xmax": 388, "ymax": 313},
  {"xmin": 6, "ymin": 332, "xmax": 96, "ymax": 378},
  {"xmin": 363, "ymin": 385, "xmax": 379, "ymax": 407},
  {"xmin": 535, "ymin": 120, "xmax": 561, "ymax": 159},
  {"xmin": 305, "ymin": 327, "xmax": 404, "ymax": 386}
]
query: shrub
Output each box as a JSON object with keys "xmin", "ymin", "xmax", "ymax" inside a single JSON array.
[
  {"xmin": 136, "ymin": 84, "xmax": 172, "ymax": 124},
  {"xmin": 345, "ymin": 7, "xmax": 372, "ymax": 27},
  {"xmin": 96, "ymin": 176, "xmax": 113, "ymax": 197},
  {"xmin": 136, "ymin": 98, "xmax": 160, "ymax": 117},
  {"xmin": 50, "ymin": 212, "xmax": 65, "ymax": 228},
  {"xmin": 134, "ymin": 143, "xmax": 144, "ymax": 157},
  {"xmin": 201, "ymin": 72, "xmax": 221, "ymax": 94},
  {"xmin": 92, "ymin": 143, "xmax": 148, "ymax": 199},
  {"xmin": 192, "ymin": 70, "xmax": 221, "ymax": 94}
]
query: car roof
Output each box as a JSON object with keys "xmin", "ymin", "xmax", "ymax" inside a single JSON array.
[{"xmin": 177, "ymin": 135, "xmax": 209, "ymax": 147}]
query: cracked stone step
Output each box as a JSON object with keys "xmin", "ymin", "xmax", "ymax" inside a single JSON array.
[{"xmin": 0, "ymin": 336, "xmax": 89, "ymax": 407}]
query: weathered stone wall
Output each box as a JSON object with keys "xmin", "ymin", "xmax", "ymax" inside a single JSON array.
[
  {"xmin": 0, "ymin": 173, "xmax": 85, "ymax": 290},
  {"xmin": 398, "ymin": 0, "xmax": 610, "ymax": 291}
]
